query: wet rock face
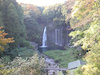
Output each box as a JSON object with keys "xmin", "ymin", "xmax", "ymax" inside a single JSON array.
[
  {"xmin": 47, "ymin": 22, "xmax": 71, "ymax": 49},
  {"xmin": 47, "ymin": 28, "xmax": 64, "ymax": 49}
]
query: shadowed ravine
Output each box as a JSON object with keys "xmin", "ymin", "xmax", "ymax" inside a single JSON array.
[{"xmin": 39, "ymin": 27, "xmax": 67, "ymax": 75}]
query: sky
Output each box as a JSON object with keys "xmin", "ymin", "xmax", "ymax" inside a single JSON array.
[{"xmin": 16, "ymin": 0, "xmax": 66, "ymax": 6}]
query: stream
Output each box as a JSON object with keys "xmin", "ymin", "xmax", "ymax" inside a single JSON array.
[
  {"xmin": 39, "ymin": 26, "xmax": 63, "ymax": 75},
  {"xmin": 41, "ymin": 54, "xmax": 65, "ymax": 75}
]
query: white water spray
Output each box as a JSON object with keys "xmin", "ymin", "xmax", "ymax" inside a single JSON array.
[{"xmin": 41, "ymin": 27, "xmax": 47, "ymax": 47}]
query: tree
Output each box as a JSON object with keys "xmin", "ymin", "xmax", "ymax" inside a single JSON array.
[
  {"xmin": 69, "ymin": 0, "xmax": 100, "ymax": 75},
  {"xmin": 0, "ymin": 12, "xmax": 4, "ymax": 26},
  {"xmin": 43, "ymin": 4, "xmax": 65, "ymax": 28},
  {"xmin": 0, "ymin": 27, "xmax": 14, "ymax": 52},
  {"xmin": 21, "ymin": 3, "xmax": 42, "ymax": 44},
  {"xmin": 0, "ymin": 0, "xmax": 26, "ymax": 48}
]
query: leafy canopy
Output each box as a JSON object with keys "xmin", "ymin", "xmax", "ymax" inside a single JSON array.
[
  {"xmin": 69, "ymin": 0, "xmax": 100, "ymax": 75},
  {"xmin": 0, "ymin": 27, "xmax": 14, "ymax": 52}
]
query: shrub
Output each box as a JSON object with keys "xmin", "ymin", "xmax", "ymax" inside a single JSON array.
[
  {"xmin": 1, "ymin": 56, "xmax": 11, "ymax": 64},
  {"xmin": 0, "ymin": 58, "xmax": 16, "ymax": 75},
  {"xmin": 74, "ymin": 67, "xmax": 83, "ymax": 75},
  {"xmin": 11, "ymin": 54, "xmax": 45, "ymax": 75},
  {"xmin": 9, "ymin": 47, "xmax": 35, "ymax": 59},
  {"xmin": 20, "ymin": 40, "xmax": 34, "ymax": 49},
  {"xmin": 0, "ymin": 54, "xmax": 45, "ymax": 75},
  {"xmin": 44, "ymin": 48, "xmax": 78, "ymax": 67},
  {"xmin": 72, "ymin": 49, "xmax": 86, "ymax": 59},
  {"xmin": 17, "ymin": 48, "xmax": 36, "ymax": 58}
]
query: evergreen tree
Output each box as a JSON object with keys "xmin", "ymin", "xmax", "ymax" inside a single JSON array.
[
  {"xmin": 0, "ymin": 12, "xmax": 3, "ymax": 26},
  {"xmin": 21, "ymin": 4, "xmax": 42, "ymax": 44},
  {"xmin": 0, "ymin": 0, "xmax": 26, "ymax": 48},
  {"xmin": 6, "ymin": 3, "xmax": 19, "ymax": 48}
]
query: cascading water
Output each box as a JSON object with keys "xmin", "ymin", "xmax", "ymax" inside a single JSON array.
[{"xmin": 41, "ymin": 27, "xmax": 47, "ymax": 47}]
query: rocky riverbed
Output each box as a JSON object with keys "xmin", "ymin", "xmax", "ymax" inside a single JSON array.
[{"xmin": 41, "ymin": 54, "xmax": 65, "ymax": 75}]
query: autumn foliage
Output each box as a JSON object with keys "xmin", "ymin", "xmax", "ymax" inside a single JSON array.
[
  {"xmin": 70, "ymin": 0, "xmax": 100, "ymax": 75},
  {"xmin": 0, "ymin": 27, "xmax": 14, "ymax": 51}
]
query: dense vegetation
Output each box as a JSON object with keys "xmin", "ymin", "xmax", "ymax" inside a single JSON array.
[
  {"xmin": 0, "ymin": 27, "xmax": 14, "ymax": 53},
  {"xmin": 43, "ymin": 4, "xmax": 66, "ymax": 28},
  {"xmin": 69, "ymin": 0, "xmax": 100, "ymax": 75},
  {"xmin": 0, "ymin": 0, "xmax": 99, "ymax": 75},
  {"xmin": 21, "ymin": 3, "xmax": 43, "ymax": 44},
  {"xmin": 0, "ymin": 0, "xmax": 44, "ymax": 75},
  {"xmin": 44, "ymin": 48, "xmax": 84, "ymax": 67},
  {"xmin": 44, "ymin": 0, "xmax": 100, "ymax": 75},
  {"xmin": 0, "ymin": 0, "xmax": 26, "ymax": 49},
  {"xmin": 0, "ymin": 54, "xmax": 45, "ymax": 75}
]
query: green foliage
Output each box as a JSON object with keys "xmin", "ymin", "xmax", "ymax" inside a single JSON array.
[
  {"xmin": 69, "ymin": 0, "xmax": 100, "ymax": 75},
  {"xmin": 0, "ymin": 58, "xmax": 15, "ymax": 75},
  {"xmin": 80, "ymin": 43, "xmax": 100, "ymax": 75},
  {"xmin": 7, "ymin": 2, "xmax": 26, "ymax": 48},
  {"xmin": 43, "ymin": 4, "xmax": 66, "ymax": 28},
  {"xmin": 66, "ymin": 70, "xmax": 71, "ymax": 75},
  {"xmin": 0, "ymin": 54, "xmax": 45, "ymax": 75},
  {"xmin": 19, "ymin": 40, "xmax": 33, "ymax": 48},
  {"xmin": 0, "ymin": 27, "xmax": 14, "ymax": 53},
  {"xmin": 0, "ymin": 68, "xmax": 15, "ymax": 75},
  {"xmin": 21, "ymin": 4, "xmax": 42, "ymax": 44},
  {"xmin": 0, "ymin": 12, "xmax": 4, "ymax": 26},
  {"xmin": 1, "ymin": 56, "xmax": 11, "ymax": 64},
  {"xmin": 73, "ymin": 48, "xmax": 86, "ymax": 59},
  {"xmin": 17, "ymin": 48, "xmax": 35, "ymax": 58},
  {"xmin": 9, "ymin": 47, "xmax": 35, "ymax": 58},
  {"xmin": 44, "ymin": 48, "xmax": 80, "ymax": 67},
  {"xmin": 0, "ymin": 0, "xmax": 26, "ymax": 49},
  {"xmin": 24, "ymin": 16, "xmax": 42, "ymax": 44},
  {"xmin": 74, "ymin": 67, "xmax": 83, "ymax": 75}
]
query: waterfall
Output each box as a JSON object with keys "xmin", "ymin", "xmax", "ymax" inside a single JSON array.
[
  {"xmin": 55, "ymin": 28, "xmax": 63, "ymax": 46},
  {"xmin": 41, "ymin": 27, "xmax": 47, "ymax": 47},
  {"xmin": 55, "ymin": 29, "xmax": 58, "ymax": 45}
]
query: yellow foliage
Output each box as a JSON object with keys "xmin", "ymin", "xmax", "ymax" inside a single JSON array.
[
  {"xmin": 0, "ymin": 27, "xmax": 14, "ymax": 51},
  {"xmin": 70, "ymin": 0, "xmax": 100, "ymax": 75},
  {"xmin": 0, "ymin": 68, "xmax": 16, "ymax": 75},
  {"xmin": 71, "ymin": 0, "xmax": 100, "ymax": 29}
]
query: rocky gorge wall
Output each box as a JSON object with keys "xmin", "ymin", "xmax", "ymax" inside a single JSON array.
[{"xmin": 47, "ymin": 22, "xmax": 71, "ymax": 49}]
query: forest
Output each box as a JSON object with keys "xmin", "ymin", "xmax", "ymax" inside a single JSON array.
[{"xmin": 0, "ymin": 0, "xmax": 100, "ymax": 75}]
